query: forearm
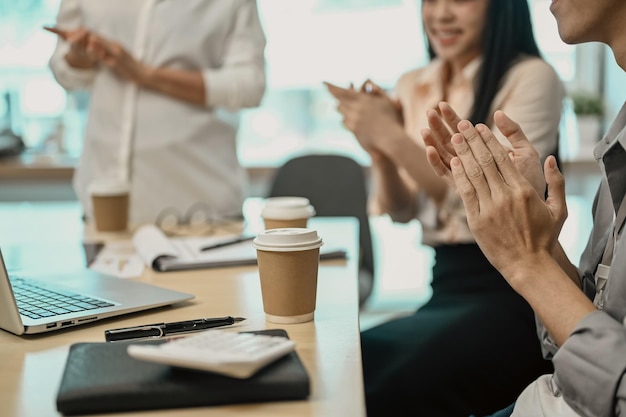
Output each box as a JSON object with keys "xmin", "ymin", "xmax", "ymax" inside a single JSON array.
[
  {"xmin": 551, "ymin": 240, "xmax": 582, "ymax": 287},
  {"xmin": 510, "ymin": 252, "xmax": 596, "ymax": 346},
  {"xmin": 382, "ymin": 128, "xmax": 449, "ymax": 204},
  {"xmin": 371, "ymin": 156, "xmax": 415, "ymax": 221},
  {"xmin": 140, "ymin": 67, "xmax": 206, "ymax": 106}
]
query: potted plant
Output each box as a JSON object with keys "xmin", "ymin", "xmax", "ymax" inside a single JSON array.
[{"xmin": 570, "ymin": 91, "xmax": 604, "ymax": 151}]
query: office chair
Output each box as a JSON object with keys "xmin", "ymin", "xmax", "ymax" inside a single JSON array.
[{"xmin": 268, "ymin": 154, "xmax": 375, "ymax": 307}]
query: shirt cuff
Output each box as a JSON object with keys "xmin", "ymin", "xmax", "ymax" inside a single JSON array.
[
  {"xmin": 203, "ymin": 69, "xmax": 232, "ymax": 109},
  {"xmin": 49, "ymin": 45, "xmax": 97, "ymax": 89},
  {"xmin": 553, "ymin": 310, "xmax": 626, "ymax": 417},
  {"xmin": 59, "ymin": 63, "xmax": 97, "ymax": 85}
]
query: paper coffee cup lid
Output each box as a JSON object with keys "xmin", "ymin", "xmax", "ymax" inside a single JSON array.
[
  {"xmin": 261, "ymin": 197, "xmax": 316, "ymax": 220},
  {"xmin": 88, "ymin": 179, "xmax": 130, "ymax": 196},
  {"xmin": 253, "ymin": 228, "xmax": 323, "ymax": 252}
]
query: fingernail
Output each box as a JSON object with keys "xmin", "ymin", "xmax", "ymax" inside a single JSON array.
[
  {"xmin": 549, "ymin": 156, "xmax": 558, "ymax": 169},
  {"xmin": 452, "ymin": 133, "xmax": 463, "ymax": 145},
  {"xmin": 458, "ymin": 120, "xmax": 471, "ymax": 131}
]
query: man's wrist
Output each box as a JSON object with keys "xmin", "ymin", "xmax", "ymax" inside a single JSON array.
[{"xmin": 505, "ymin": 250, "xmax": 558, "ymax": 293}]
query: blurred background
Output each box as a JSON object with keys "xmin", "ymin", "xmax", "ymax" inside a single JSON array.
[
  {"xmin": 1, "ymin": 0, "xmax": 624, "ymax": 325},
  {"xmin": 2, "ymin": 0, "xmax": 618, "ymax": 172}
]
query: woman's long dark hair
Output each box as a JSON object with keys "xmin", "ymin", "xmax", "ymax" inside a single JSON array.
[{"xmin": 426, "ymin": 0, "xmax": 542, "ymax": 125}]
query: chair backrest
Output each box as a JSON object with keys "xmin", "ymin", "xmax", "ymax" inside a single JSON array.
[{"xmin": 268, "ymin": 154, "xmax": 375, "ymax": 279}]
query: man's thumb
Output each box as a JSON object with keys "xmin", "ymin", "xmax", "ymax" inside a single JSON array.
[{"xmin": 544, "ymin": 155, "xmax": 567, "ymax": 220}]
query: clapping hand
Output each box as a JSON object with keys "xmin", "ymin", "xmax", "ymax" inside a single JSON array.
[
  {"xmin": 324, "ymin": 80, "xmax": 403, "ymax": 155},
  {"xmin": 427, "ymin": 116, "xmax": 567, "ymax": 283},
  {"xmin": 423, "ymin": 102, "xmax": 548, "ymax": 199}
]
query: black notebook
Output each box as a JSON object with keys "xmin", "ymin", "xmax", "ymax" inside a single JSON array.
[{"xmin": 56, "ymin": 329, "xmax": 310, "ymax": 415}]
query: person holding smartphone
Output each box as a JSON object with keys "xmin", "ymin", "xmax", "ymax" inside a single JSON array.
[{"xmin": 47, "ymin": 0, "xmax": 266, "ymax": 227}]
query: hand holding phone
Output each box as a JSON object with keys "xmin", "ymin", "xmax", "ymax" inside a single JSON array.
[{"xmin": 43, "ymin": 25, "xmax": 98, "ymax": 69}]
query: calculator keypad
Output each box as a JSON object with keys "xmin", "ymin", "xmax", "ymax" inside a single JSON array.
[{"xmin": 127, "ymin": 330, "xmax": 296, "ymax": 378}]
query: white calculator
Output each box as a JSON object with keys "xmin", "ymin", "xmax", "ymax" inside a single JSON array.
[{"xmin": 127, "ymin": 329, "xmax": 296, "ymax": 379}]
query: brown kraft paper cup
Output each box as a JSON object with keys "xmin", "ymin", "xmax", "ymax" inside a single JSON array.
[
  {"xmin": 88, "ymin": 179, "xmax": 130, "ymax": 232},
  {"xmin": 263, "ymin": 217, "xmax": 308, "ymax": 230},
  {"xmin": 261, "ymin": 197, "xmax": 315, "ymax": 231},
  {"xmin": 91, "ymin": 194, "xmax": 129, "ymax": 232},
  {"xmin": 253, "ymin": 228, "xmax": 323, "ymax": 324},
  {"xmin": 256, "ymin": 248, "xmax": 320, "ymax": 324}
]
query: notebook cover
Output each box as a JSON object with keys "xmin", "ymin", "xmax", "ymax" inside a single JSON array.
[{"xmin": 56, "ymin": 329, "xmax": 310, "ymax": 415}]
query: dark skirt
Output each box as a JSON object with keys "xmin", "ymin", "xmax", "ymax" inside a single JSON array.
[{"xmin": 361, "ymin": 243, "xmax": 552, "ymax": 417}]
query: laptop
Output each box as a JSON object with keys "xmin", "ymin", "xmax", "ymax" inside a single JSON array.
[{"xmin": 0, "ymin": 248, "xmax": 194, "ymax": 335}]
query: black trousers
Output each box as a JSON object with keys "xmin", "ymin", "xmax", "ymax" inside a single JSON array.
[{"xmin": 361, "ymin": 244, "xmax": 552, "ymax": 417}]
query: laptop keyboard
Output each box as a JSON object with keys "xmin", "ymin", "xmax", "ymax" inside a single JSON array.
[{"xmin": 10, "ymin": 277, "xmax": 116, "ymax": 319}]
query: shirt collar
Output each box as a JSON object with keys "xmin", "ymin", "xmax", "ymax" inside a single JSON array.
[{"xmin": 595, "ymin": 101, "xmax": 626, "ymax": 161}]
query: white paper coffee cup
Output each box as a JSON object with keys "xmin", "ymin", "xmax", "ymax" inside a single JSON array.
[
  {"xmin": 88, "ymin": 179, "xmax": 130, "ymax": 232},
  {"xmin": 253, "ymin": 228, "xmax": 323, "ymax": 324},
  {"xmin": 261, "ymin": 197, "xmax": 316, "ymax": 230}
]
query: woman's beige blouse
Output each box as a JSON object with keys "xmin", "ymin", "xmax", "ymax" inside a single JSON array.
[{"xmin": 392, "ymin": 56, "xmax": 565, "ymax": 246}]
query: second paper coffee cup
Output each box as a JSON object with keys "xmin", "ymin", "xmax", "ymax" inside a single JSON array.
[
  {"xmin": 88, "ymin": 179, "xmax": 130, "ymax": 232},
  {"xmin": 253, "ymin": 228, "xmax": 323, "ymax": 324},
  {"xmin": 261, "ymin": 197, "xmax": 316, "ymax": 230}
]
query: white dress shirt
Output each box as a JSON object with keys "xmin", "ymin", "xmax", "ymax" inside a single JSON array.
[{"xmin": 49, "ymin": 0, "xmax": 267, "ymax": 225}]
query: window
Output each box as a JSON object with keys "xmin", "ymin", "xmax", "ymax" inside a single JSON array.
[
  {"xmin": 0, "ymin": 0, "xmax": 581, "ymax": 168},
  {"xmin": 0, "ymin": 0, "xmax": 68, "ymax": 151},
  {"xmin": 239, "ymin": 0, "xmax": 425, "ymax": 167}
]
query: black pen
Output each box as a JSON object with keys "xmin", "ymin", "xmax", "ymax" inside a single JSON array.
[
  {"xmin": 104, "ymin": 316, "xmax": 246, "ymax": 342},
  {"xmin": 199, "ymin": 235, "xmax": 255, "ymax": 252}
]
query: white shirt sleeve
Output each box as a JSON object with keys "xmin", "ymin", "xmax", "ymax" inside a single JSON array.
[
  {"xmin": 203, "ymin": 0, "xmax": 267, "ymax": 111},
  {"xmin": 48, "ymin": 0, "xmax": 98, "ymax": 91}
]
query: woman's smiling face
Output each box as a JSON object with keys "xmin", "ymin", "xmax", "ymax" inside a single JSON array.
[{"xmin": 422, "ymin": 0, "xmax": 489, "ymax": 68}]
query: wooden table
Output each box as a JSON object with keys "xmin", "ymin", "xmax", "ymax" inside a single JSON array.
[{"xmin": 0, "ymin": 201, "xmax": 365, "ymax": 417}]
